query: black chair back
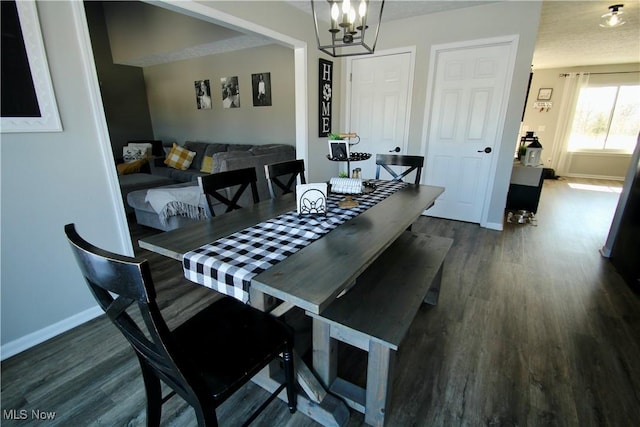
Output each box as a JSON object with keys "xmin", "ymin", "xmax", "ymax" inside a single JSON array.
[
  {"xmin": 64, "ymin": 223, "xmax": 296, "ymax": 426},
  {"xmin": 265, "ymin": 159, "xmax": 307, "ymax": 198},
  {"xmin": 64, "ymin": 224, "xmax": 206, "ymax": 418},
  {"xmin": 375, "ymin": 154, "xmax": 424, "ymax": 184},
  {"xmin": 198, "ymin": 167, "xmax": 259, "ymax": 217}
]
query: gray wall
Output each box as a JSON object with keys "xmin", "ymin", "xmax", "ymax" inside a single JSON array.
[
  {"xmin": 522, "ymin": 63, "xmax": 639, "ymax": 179},
  {"xmin": 84, "ymin": 1, "xmax": 155, "ymax": 159},
  {"xmin": 103, "ymin": 0, "xmax": 243, "ymax": 66},
  {"xmin": 143, "ymin": 44, "xmax": 296, "ymax": 145},
  {"xmin": 186, "ymin": 0, "xmax": 344, "ymax": 182},
  {"xmin": 1, "ymin": 1, "xmax": 130, "ymax": 352}
]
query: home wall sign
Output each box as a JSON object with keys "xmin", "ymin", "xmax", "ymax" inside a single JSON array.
[
  {"xmin": 1, "ymin": 0, "xmax": 62, "ymax": 133},
  {"xmin": 319, "ymin": 58, "xmax": 333, "ymax": 137}
]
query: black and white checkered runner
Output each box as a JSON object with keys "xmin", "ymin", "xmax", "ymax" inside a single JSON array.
[{"xmin": 183, "ymin": 180, "xmax": 407, "ymax": 303}]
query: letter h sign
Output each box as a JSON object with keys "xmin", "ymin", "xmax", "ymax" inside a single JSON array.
[{"xmin": 319, "ymin": 58, "xmax": 333, "ymax": 137}]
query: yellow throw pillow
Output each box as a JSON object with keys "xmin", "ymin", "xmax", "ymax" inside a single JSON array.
[
  {"xmin": 164, "ymin": 143, "xmax": 196, "ymax": 171},
  {"xmin": 200, "ymin": 156, "xmax": 214, "ymax": 173},
  {"xmin": 117, "ymin": 158, "xmax": 148, "ymax": 175}
]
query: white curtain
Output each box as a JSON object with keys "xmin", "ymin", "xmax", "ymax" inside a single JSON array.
[{"xmin": 550, "ymin": 72, "xmax": 590, "ymax": 175}]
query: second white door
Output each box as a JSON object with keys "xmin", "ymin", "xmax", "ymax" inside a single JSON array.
[
  {"xmin": 423, "ymin": 38, "xmax": 517, "ymax": 224},
  {"xmin": 348, "ymin": 51, "xmax": 413, "ymax": 179}
]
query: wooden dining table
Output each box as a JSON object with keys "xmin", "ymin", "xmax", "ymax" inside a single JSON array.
[{"xmin": 139, "ymin": 182, "xmax": 444, "ymax": 426}]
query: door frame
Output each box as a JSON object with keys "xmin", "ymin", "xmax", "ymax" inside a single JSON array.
[
  {"xmin": 344, "ymin": 46, "xmax": 416, "ymax": 155},
  {"xmin": 420, "ymin": 35, "xmax": 519, "ymax": 228}
]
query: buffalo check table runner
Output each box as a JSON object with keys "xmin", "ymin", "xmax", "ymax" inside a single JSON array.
[{"xmin": 182, "ymin": 180, "xmax": 407, "ymax": 303}]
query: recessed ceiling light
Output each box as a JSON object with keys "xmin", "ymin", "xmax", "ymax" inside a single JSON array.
[{"xmin": 600, "ymin": 4, "xmax": 626, "ymax": 28}]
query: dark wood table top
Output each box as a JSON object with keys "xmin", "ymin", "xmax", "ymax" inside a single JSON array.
[{"xmin": 139, "ymin": 184, "xmax": 444, "ymax": 314}]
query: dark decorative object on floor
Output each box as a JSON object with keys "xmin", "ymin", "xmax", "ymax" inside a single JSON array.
[{"xmin": 543, "ymin": 168, "xmax": 558, "ymax": 179}]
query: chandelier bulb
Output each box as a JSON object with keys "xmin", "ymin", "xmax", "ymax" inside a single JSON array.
[
  {"xmin": 331, "ymin": 3, "xmax": 339, "ymax": 20},
  {"xmin": 342, "ymin": 0, "xmax": 351, "ymax": 15},
  {"xmin": 359, "ymin": 0, "xmax": 367, "ymax": 18}
]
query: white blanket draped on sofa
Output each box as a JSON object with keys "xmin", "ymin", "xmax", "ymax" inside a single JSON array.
[{"xmin": 145, "ymin": 186, "xmax": 207, "ymax": 226}]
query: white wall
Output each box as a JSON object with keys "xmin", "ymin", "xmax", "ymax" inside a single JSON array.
[
  {"xmin": 522, "ymin": 63, "xmax": 640, "ymax": 179},
  {"xmin": 1, "ymin": 1, "xmax": 130, "ymax": 357}
]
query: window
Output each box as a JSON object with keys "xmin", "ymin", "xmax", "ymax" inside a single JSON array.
[{"xmin": 568, "ymin": 85, "xmax": 640, "ymax": 152}]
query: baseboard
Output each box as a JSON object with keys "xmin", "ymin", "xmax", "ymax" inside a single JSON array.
[
  {"xmin": 1, "ymin": 306, "xmax": 103, "ymax": 361},
  {"xmin": 483, "ymin": 221, "xmax": 503, "ymax": 231},
  {"xmin": 563, "ymin": 173, "xmax": 625, "ymax": 181}
]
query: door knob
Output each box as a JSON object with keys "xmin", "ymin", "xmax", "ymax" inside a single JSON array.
[
  {"xmin": 389, "ymin": 147, "xmax": 401, "ymax": 153},
  {"xmin": 477, "ymin": 147, "xmax": 492, "ymax": 153}
]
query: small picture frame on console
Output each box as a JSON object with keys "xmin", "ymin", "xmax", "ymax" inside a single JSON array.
[{"xmin": 328, "ymin": 140, "xmax": 349, "ymax": 160}]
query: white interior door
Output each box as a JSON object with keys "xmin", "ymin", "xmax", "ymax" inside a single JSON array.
[
  {"xmin": 348, "ymin": 51, "xmax": 413, "ymax": 179},
  {"xmin": 423, "ymin": 38, "xmax": 517, "ymax": 224}
]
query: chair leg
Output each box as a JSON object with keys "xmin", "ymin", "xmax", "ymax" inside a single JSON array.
[
  {"xmin": 283, "ymin": 345, "xmax": 297, "ymax": 413},
  {"xmin": 139, "ymin": 361, "xmax": 162, "ymax": 427},
  {"xmin": 193, "ymin": 405, "xmax": 219, "ymax": 427}
]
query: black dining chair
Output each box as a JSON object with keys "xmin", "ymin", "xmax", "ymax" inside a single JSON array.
[
  {"xmin": 64, "ymin": 223, "xmax": 296, "ymax": 426},
  {"xmin": 198, "ymin": 167, "xmax": 260, "ymax": 217},
  {"xmin": 264, "ymin": 159, "xmax": 307, "ymax": 199},
  {"xmin": 375, "ymin": 154, "xmax": 424, "ymax": 184}
]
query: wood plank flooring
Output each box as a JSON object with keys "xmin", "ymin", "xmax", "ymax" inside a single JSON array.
[{"xmin": 2, "ymin": 177, "xmax": 639, "ymax": 426}]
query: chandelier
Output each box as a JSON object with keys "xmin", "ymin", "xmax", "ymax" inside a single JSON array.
[{"xmin": 311, "ymin": 0, "xmax": 385, "ymax": 57}]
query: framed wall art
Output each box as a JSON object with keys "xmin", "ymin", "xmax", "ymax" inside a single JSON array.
[
  {"xmin": 221, "ymin": 76, "xmax": 240, "ymax": 108},
  {"xmin": 537, "ymin": 88, "xmax": 553, "ymax": 101},
  {"xmin": 252, "ymin": 72, "xmax": 271, "ymax": 106},
  {"xmin": 194, "ymin": 80, "xmax": 212, "ymax": 110},
  {"xmin": 1, "ymin": 0, "xmax": 62, "ymax": 133}
]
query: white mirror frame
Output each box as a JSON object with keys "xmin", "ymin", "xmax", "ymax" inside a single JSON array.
[{"xmin": 1, "ymin": 1, "xmax": 62, "ymax": 133}]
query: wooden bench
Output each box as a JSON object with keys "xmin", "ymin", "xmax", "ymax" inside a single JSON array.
[{"xmin": 306, "ymin": 231, "xmax": 453, "ymax": 426}]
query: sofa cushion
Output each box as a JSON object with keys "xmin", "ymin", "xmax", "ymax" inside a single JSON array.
[
  {"xmin": 200, "ymin": 156, "xmax": 214, "ymax": 173},
  {"xmin": 117, "ymin": 158, "xmax": 148, "ymax": 175},
  {"xmin": 203, "ymin": 143, "xmax": 229, "ymax": 157},
  {"xmin": 250, "ymin": 144, "xmax": 295, "ymax": 156},
  {"xmin": 211, "ymin": 151, "xmax": 254, "ymax": 174},
  {"xmin": 167, "ymin": 168, "xmax": 207, "ymax": 182},
  {"xmin": 183, "ymin": 141, "xmax": 211, "ymax": 170},
  {"xmin": 221, "ymin": 148, "xmax": 296, "ymax": 202},
  {"xmin": 165, "ymin": 144, "xmax": 196, "ymax": 170},
  {"xmin": 227, "ymin": 144, "xmax": 254, "ymax": 152}
]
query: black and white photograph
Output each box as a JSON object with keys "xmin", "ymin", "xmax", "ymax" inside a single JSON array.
[
  {"xmin": 194, "ymin": 79, "xmax": 212, "ymax": 110},
  {"xmin": 221, "ymin": 76, "xmax": 240, "ymax": 108},
  {"xmin": 251, "ymin": 72, "xmax": 272, "ymax": 106}
]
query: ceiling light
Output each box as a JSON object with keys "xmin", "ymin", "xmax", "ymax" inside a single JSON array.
[
  {"xmin": 311, "ymin": 0, "xmax": 384, "ymax": 57},
  {"xmin": 600, "ymin": 4, "xmax": 626, "ymax": 28}
]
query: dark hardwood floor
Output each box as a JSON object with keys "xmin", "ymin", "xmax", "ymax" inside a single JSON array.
[{"xmin": 2, "ymin": 177, "xmax": 638, "ymax": 426}]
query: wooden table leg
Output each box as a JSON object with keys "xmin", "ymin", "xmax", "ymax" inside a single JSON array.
[
  {"xmin": 365, "ymin": 341, "xmax": 395, "ymax": 427},
  {"xmin": 250, "ymin": 288, "xmax": 349, "ymax": 427},
  {"xmin": 313, "ymin": 318, "xmax": 337, "ymax": 387}
]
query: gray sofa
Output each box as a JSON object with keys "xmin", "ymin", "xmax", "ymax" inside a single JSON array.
[{"xmin": 127, "ymin": 141, "xmax": 295, "ymax": 231}]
